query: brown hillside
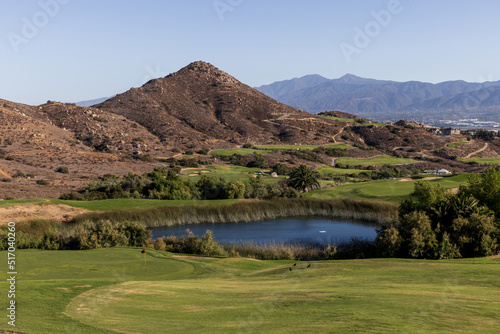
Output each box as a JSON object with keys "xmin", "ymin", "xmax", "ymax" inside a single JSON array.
[
  {"xmin": 0, "ymin": 100, "xmax": 164, "ymax": 200},
  {"xmin": 1, "ymin": 62, "xmax": 499, "ymax": 200},
  {"xmin": 38, "ymin": 101, "xmax": 167, "ymax": 156},
  {"xmin": 96, "ymin": 61, "xmax": 343, "ymax": 147}
]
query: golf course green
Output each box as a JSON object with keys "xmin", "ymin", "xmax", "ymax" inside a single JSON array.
[{"xmin": 2, "ymin": 248, "xmax": 499, "ymax": 333}]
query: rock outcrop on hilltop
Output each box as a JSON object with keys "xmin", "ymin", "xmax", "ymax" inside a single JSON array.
[{"xmin": 96, "ymin": 61, "xmax": 343, "ymax": 147}]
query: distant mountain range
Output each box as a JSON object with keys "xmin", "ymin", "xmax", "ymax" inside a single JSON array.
[
  {"xmin": 256, "ymin": 74, "xmax": 500, "ymax": 124},
  {"xmin": 75, "ymin": 96, "xmax": 111, "ymax": 107}
]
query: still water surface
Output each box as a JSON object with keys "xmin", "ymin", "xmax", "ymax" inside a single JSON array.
[{"xmin": 151, "ymin": 217, "xmax": 378, "ymax": 245}]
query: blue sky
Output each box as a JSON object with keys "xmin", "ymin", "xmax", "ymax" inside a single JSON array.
[{"xmin": 2, "ymin": 0, "xmax": 500, "ymax": 105}]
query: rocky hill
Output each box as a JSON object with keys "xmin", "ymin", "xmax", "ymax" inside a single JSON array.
[{"xmin": 96, "ymin": 61, "xmax": 343, "ymax": 148}]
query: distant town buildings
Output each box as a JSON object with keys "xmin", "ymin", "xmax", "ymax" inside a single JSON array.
[
  {"xmin": 442, "ymin": 128, "xmax": 461, "ymax": 136},
  {"xmin": 427, "ymin": 127, "xmax": 461, "ymax": 136}
]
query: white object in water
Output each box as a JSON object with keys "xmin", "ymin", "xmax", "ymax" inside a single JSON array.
[{"xmin": 319, "ymin": 231, "xmax": 326, "ymax": 233}]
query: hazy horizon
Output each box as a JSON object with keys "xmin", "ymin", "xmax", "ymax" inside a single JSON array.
[{"xmin": 2, "ymin": 0, "xmax": 500, "ymax": 105}]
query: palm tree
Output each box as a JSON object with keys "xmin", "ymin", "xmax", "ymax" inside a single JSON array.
[{"xmin": 288, "ymin": 164, "xmax": 321, "ymax": 193}]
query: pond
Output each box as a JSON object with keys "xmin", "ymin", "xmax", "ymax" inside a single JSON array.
[{"xmin": 151, "ymin": 217, "xmax": 378, "ymax": 246}]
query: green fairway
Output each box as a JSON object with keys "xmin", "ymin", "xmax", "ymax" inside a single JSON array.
[
  {"xmin": 319, "ymin": 115, "xmax": 387, "ymax": 126},
  {"xmin": 447, "ymin": 141, "xmax": 467, "ymax": 148},
  {"xmin": 0, "ymin": 198, "xmax": 50, "ymax": 207},
  {"xmin": 305, "ymin": 175, "xmax": 470, "ymax": 203},
  {"xmin": 256, "ymin": 143, "xmax": 351, "ymax": 150},
  {"xmin": 211, "ymin": 144, "xmax": 352, "ymax": 156},
  {"xmin": 3, "ymin": 248, "xmax": 499, "ymax": 333},
  {"xmin": 180, "ymin": 164, "xmax": 285, "ymax": 183},
  {"xmin": 458, "ymin": 157, "xmax": 500, "ymax": 165},
  {"xmin": 336, "ymin": 155, "xmax": 418, "ymax": 166},
  {"xmin": 211, "ymin": 148, "xmax": 273, "ymax": 156},
  {"xmin": 54, "ymin": 198, "xmax": 240, "ymax": 211},
  {"xmin": 317, "ymin": 166, "xmax": 366, "ymax": 175}
]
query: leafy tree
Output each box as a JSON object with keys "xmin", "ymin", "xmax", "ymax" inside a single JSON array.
[
  {"xmin": 463, "ymin": 167, "xmax": 500, "ymax": 217},
  {"xmin": 472, "ymin": 129, "xmax": 495, "ymax": 141},
  {"xmin": 288, "ymin": 164, "xmax": 321, "ymax": 193},
  {"xmin": 196, "ymin": 175, "xmax": 246, "ymax": 200},
  {"xmin": 400, "ymin": 211, "xmax": 438, "ymax": 259},
  {"xmin": 196, "ymin": 175, "xmax": 226, "ymax": 200},
  {"xmin": 200, "ymin": 231, "xmax": 228, "ymax": 257},
  {"xmin": 245, "ymin": 175, "xmax": 267, "ymax": 199},
  {"xmin": 399, "ymin": 181, "xmax": 448, "ymax": 219},
  {"xmin": 451, "ymin": 214, "xmax": 498, "ymax": 257},
  {"xmin": 246, "ymin": 152, "xmax": 267, "ymax": 168},
  {"xmin": 143, "ymin": 169, "xmax": 196, "ymax": 200},
  {"xmin": 376, "ymin": 226, "xmax": 402, "ymax": 257},
  {"xmin": 377, "ymin": 170, "xmax": 500, "ymax": 259},
  {"xmin": 271, "ymin": 163, "xmax": 291, "ymax": 176}
]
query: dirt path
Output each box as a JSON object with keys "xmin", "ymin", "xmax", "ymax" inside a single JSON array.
[
  {"xmin": 0, "ymin": 167, "xmax": 11, "ymax": 178},
  {"xmin": 333, "ymin": 125, "xmax": 349, "ymax": 142},
  {"xmin": 465, "ymin": 143, "xmax": 489, "ymax": 158},
  {"xmin": 0, "ymin": 203, "xmax": 89, "ymax": 224}
]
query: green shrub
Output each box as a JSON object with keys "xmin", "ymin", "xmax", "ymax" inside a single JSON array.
[
  {"xmin": 56, "ymin": 166, "xmax": 69, "ymax": 174},
  {"xmin": 200, "ymin": 231, "xmax": 227, "ymax": 257},
  {"xmin": 153, "ymin": 238, "xmax": 167, "ymax": 251},
  {"xmin": 71, "ymin": 220, "xmax": 150, "ymax": 250}
]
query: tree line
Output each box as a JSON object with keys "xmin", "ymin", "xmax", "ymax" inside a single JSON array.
[
  {"xmin": 60, "ymin": 165, "xmax": 322, "ymax": 201},
  {"xmin": 377, "ymin": 167, "xmax": 500, "ymax": 258}
]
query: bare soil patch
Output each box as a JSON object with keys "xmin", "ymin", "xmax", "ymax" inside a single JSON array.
[
  {"xmin": 172, "ymin": 255, "xmax": 217, "ymax": 260},
  {"xmin": 0, "ymin": 203, "xmax": 89, "ymax": 224},
  {"xmin": 399, "ymin": 177, "xmax": 441, "ymax": 182}
]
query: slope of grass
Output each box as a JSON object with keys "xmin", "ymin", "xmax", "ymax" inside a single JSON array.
[
  {"xmin": 305, "ymin": 175, "xmax": 470, "ymax": 204},
  {"xmin": 211, "ymin": 144, "xmax": 352, "ymax": 156},
  {"xmin": 318, "ymin": 166, "xmax": 366, "ymax": 175},
  {"xmin": 256, "ymin": 143, "xmax": 351, "ymax": 150},
  {"xmin": 2, "ymin": 248, "xmax": 499, "ymax": 333},
  {"xmin": 458, "ymin": 157, "xmax": 500, "ymax": 165},
  {"xmin": 0, "ymin": 198, "xmax": 50, "ymax": 207},
  {"xmin": 179, "ymin": 164, "xmax": 285, "ymax": 183},
  {"xmin": 447, "ymin": 141, "xmax": 467, "ymax": 148},
  {"xmin": 211, "ymin": 148, "xmax": 273, "ymax": 156},
  {"xmin": 52, "ymin": 198, "xmax": 240, "ymax": 211},
  {"xmin": 320, "ymin": 115, "xmax": 387, "ymax": 126},
  {"xmin": 337, "ymin": 155, "xmax": 417, "ymax": 166}
]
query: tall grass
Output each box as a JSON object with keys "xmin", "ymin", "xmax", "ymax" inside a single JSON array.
[
  {"xmin": 71, "ymin": 198, "xmax": 397, "ymax": 228},
  {"xmin": 154, "ymin": 230, "xmax": 376, "ymax": 261},
  {"xmin": 0, "ymin": 219, "xmax": 150, "ymax": 250}
]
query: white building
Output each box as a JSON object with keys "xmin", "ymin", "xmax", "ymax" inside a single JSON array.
[{"xmin": 422, "ymin": 169, "xmax": 452, "ymax": 175}]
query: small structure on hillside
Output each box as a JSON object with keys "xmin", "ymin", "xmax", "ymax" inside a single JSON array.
[
  {"xmin": 442, "ymin": 128, "xmax": 461, "ymax": 136},
  {"xmin": 422, "ymin": 169, "xmax": 452, "ymax": 175}
]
